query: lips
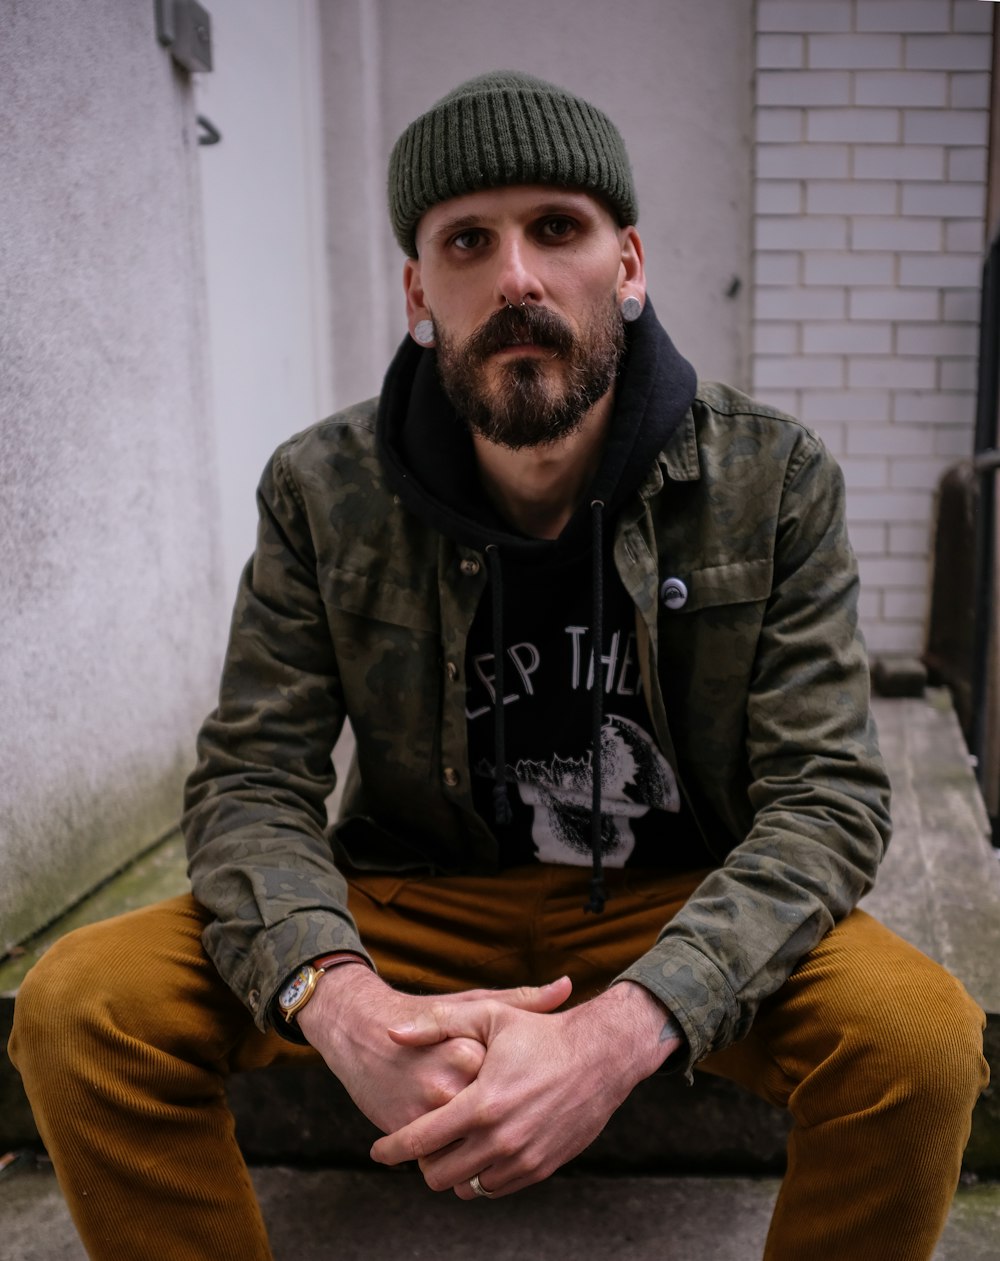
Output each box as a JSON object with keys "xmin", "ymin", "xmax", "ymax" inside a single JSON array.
[{"xmin": 467, "ymin": 304, "xmax": 574, "ymax": 363}]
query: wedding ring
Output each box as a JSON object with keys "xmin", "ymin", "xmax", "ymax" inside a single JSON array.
[{"xmin": 469, "ymin": 1173, "xmax": 496, "ymax": 1199}]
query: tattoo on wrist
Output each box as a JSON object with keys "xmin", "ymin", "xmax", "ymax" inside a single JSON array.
[{"xmin": 659, "ymin": 1014, "xmax": 684, "ymax": 1045}]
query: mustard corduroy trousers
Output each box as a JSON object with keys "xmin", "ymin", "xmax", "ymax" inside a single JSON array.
[{"xmin": 9, "ymin": 864, "xmax": 989, "ymax": 1261}]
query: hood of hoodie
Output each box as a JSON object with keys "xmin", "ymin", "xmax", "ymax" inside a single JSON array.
[{"xmin": 375, "ymin": 299, "xmax": 697, "ymax": 559}]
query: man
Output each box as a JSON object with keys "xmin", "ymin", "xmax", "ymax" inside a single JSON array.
[{"xmin": 11, "ymin": 71, "xmax": 988, "ymax": 1260}]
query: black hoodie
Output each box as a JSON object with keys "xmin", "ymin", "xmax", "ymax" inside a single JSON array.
[{"xmin": 377, "ymin": 302, "xmax": 709, "ymax": 910}]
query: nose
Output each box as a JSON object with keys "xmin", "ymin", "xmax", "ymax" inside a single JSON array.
[{"xmin": 494, "ymin": 233, "xmax": 542, "ymax": 309}]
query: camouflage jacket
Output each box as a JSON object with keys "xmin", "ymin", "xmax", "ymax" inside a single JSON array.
[{"xmin": 184, "ymin": 383, "xmax": 891, "ymax": 1068}]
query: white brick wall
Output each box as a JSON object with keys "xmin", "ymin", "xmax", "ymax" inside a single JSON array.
[{"xmin": 752, "ymin": 0, "xmax": 992, "ymax": 658}]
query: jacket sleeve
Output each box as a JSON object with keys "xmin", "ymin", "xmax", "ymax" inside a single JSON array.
[
  {"xmin": 184, "ymin": 447, "xmax": 373, "ymax": 1032},
  {"xmin": 616, "ymin": 435, "xmax": 892, "ymax": 1068}
]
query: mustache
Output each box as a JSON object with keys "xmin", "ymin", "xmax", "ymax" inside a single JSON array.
[{"xmin": 463, "ymin": 304, "xmax": 575, "ymax": 361}]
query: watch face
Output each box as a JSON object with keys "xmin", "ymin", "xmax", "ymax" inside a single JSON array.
[{"xmin": 278, "ymin": 966, "xmax": 312, "ymax": 1012}]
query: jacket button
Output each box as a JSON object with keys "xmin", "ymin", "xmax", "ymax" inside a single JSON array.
[
  {"xmin": 459, "ymin": 558, "xmax": 481, "ymax": 576},
  {"xmin": 660, "ymin": 577, "xmax": 688, "ymax": 610},
  {"xmin": 445, "ymin": 661, "xmax": 459, "ymax": 682},
  {"xmin": 442, "ymin": 767, "xmax": 460, "ymax": 787}
]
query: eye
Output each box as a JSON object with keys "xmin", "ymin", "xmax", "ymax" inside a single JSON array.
[
  {"xmin": 451, "ymin": 228, "xmax": 487, "ymax": 251},
  {"xmin": 538, "ymin": 216, "xmax": 576, "ymax": 241}
]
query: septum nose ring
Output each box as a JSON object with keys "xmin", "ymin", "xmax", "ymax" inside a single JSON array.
[{"xmin": 504, "ymin": 298, "xmax": 528, "ymax": 309}]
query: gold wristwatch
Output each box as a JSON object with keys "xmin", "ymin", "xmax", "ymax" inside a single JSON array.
[{"xmin": 276, "ymin": 952, "xmax": 367, "ymax": 1023}]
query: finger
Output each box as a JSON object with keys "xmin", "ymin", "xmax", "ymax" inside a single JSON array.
[
  {"xmin": 386, "ymin": 1000, "xmax": 494, "ymax": 1048},
  {"xmin": 452, "ymin": 1167, "xmax": 503, "ymax": 1201},
  {"xmin": 424, "ymin": 977, "xmax": 571, "ymax": 1014},
  {"xmin": 454, "ymin": 1170, "xmax": 539, "ymax": 1201},
  {"xmin": 442, "ymin": 1036, "xmax": 487, "ymax": 1078},
  {"xmin": 421, "ymin": 1039, "xmax": 486, "ymax": 1106},
  {"xmin": 371, "ymin": 1090, "xmax": 474, "ymax": 1167},
  {"xmin": 453, "ymin": 1167, "xmax": 544, "ymax": 1201},
  {"xmin": 386, "ymin": 978, "xmax": 571, "ymax": 1048},
  {"xmin": 487, "ymin": 976, "xmax": 572, "ymax": 1013}
]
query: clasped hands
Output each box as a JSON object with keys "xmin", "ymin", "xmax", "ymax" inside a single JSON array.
[{"xmin": 298, "ymin": 966, "xmax": 679, "ymax": 1201}]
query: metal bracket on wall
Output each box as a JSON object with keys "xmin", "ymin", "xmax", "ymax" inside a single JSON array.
[
  {"xmin": 196, "ymin": 115, "xmax": 221, "ymax": 146},
  {"xmin": 155, "ymin": 0, "xmax": 213, "ymax": 74}
]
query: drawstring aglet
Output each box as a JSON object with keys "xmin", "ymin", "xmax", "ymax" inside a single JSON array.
[
  {"xmin": 584, "ymin": 876, "xmax": 607, "ymax": 915},
  {"xmin": 493, "ymin": 783, "xmax": 513, "ymax": 826}
]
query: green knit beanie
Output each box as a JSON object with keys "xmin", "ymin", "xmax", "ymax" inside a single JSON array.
[{"xmin": 388, "ymin": 70, "xmax": 638, "ymax": 257}]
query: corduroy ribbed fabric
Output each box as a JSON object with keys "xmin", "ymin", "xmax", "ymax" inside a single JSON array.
[
  {"xmin": 9, "ymin": 866, "xmax": 988, "ymax": 1261},
  {"xmin": 387, "ymin": 71, "xmax": 638, "ymax": 257}
]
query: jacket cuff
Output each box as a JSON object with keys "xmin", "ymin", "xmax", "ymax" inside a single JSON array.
[
  {"xmin": 209, "ymin": 910, "xmax": 376, "ymax": 1036},
  {"xmin": 614, "ymin": 938, "xmax": 738, "ymax": 1070}
]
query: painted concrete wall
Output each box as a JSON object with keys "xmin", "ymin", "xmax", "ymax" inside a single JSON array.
[
  {"xmin": 194, "ymin": 0, "xmax": 335, "ymax": 602},
  {"xmin": 751, "ymin": 0, "xmax": 994, "ymax": 657},
  {"xmin": 320, "ymin": 0, "xmax": 754, "ymax": 409},
  {"xmin": 0, "ymin": 2, "xmax": 224, "ymax": 949}
]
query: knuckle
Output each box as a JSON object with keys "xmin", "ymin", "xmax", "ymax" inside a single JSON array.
[
  {"xmin": 424, "ymin": 1081, "xmax": 454, "ymax": 1108},
  {"xmin": 472, "ymin": 1096, "xmax": 503, "ymax": 1129},
  {"xmin": 452, "ymin": 1039, "xmax": 486, "ymax": 1074},
  {"xmin": 427, "ymin": 1000, "xmax": 449, "ymax": 1027},
  {"xmin": 407, "ymin": 1133, "xmax": 433, "ymax": 1163},
  {"xmin": 510, "ymin": 1147, "xmax": 545, "ymax": 1183},
  {"xmin": 493, "ymin": 1130, "xmax": 522, "ymax": 1162},
  {"xmin": 421, "ymin": 1165, "xmax": 450, "ymax": 1193}
]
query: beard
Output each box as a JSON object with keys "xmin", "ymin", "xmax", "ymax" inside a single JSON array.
[{"xmin": 432, "ymin": 297, "xmax": 625, "ymax": 451}]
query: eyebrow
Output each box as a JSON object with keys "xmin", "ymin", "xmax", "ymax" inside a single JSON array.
[{"xmin": 425, "ymin": 213, "xmax": 485, "ymax": 247}]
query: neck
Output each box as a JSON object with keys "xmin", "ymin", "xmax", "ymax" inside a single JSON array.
[{"xmin": 471, "ymin": 391, "xmax": 615, "ymax": 539}]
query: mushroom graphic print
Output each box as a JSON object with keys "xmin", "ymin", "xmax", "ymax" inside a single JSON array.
[{"xmin": 512, "ymin": 715, "xmax": 680, "ymax": 866}]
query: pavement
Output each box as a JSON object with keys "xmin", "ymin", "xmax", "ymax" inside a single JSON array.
[
  {"xmin": 3, "ymin": 1159, "xmax": 999, "ymax": 1261},
  {"xmin": 2, "ymin": 690, "xmax": 999, "ymax": 1258}
]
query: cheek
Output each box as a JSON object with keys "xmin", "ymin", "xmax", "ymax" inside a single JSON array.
[
  {"xmin": 426, "ymin": 296, "xmax": 480, "ymax": 342},
  {"xmin": 557, "ymin": 254, "xmax": 625, "ymax": 304}
]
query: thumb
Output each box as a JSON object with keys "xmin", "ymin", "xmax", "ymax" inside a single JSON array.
[
  {"xmin": 385, "ymin": 977, "xmax": 572, "ymax": 1047},
  {"xmin": 489, "ymin": 975, "xmax": 573, "ymax": 1013},
  {"xmin": 386, "ymin": 1000, "xmax": 490, "ymax": 1047}
]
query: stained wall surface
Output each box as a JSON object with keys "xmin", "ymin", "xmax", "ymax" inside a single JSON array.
[{"xmin": 0, "ymin": 2, "xmax": 224, "ymax": 948}]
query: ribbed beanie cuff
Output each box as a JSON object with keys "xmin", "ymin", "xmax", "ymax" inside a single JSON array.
[{"xmin": 388, "ymin": 71, "xmax": 638, "ymax": 257}]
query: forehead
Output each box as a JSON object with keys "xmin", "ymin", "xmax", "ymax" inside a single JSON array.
[{"xmin": 415, "ymin": 185, "xmax": 617, "ymax": 250}]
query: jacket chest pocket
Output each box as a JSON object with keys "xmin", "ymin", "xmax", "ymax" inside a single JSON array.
[
  {"xmin": 323, "ymin": 565, "xmax": 440, "ymax": 633},
  {"xmin": 660, "ymin": 557, "xmax": 774, "ymax": 618},
  {"xmin": 657, "ymin": 557, "xmax": 773, "ymax": 722},
  {"xmin": 322, "ymin": 565, "xmax": 442, "ymax": 775}
]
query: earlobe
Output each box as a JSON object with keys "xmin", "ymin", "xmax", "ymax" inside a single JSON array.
[
  {"xmin": 403, "ymin": 259, "xmax": 435, "ymax": 347},
  {"xmin": 412, "ymin": 319, "xmax": 436, "ymax": 347},
  {"xmin": 620, "ymin": 296, "xmax": 642, "ymax": 322},
  {"xmin": 617, "ymin": 226, "xmax": 646, "ymax": 317}
]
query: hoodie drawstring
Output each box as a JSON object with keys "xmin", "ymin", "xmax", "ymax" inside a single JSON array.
[
  {"xmin": 485, "ymin": 545, "xmax": 513, "ymax": 826},
  {"xmin": 585, "ymin": 500, "xmax": 607, "ymax": 914},
  {"xmin": 485, "ymin": 505, "xmax": 607, "ymax": 913}
]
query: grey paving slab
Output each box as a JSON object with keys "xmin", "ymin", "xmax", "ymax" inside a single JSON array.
[
  {"xmin": 863, "ymin": 692, "xmax": 1000, "ymax": 1015},
  {"xmin": 2, "ymin": 1164, "xmax": 998, "ymax": 1261}
]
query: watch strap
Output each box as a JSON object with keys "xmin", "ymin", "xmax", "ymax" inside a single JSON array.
[
  {"xmin": 279, "ymin": 952, "xmax": 370, "ymax": 1024},
  {"xmin": 313, "ymin": 952, "xmax": 368, "ymax": 973}
]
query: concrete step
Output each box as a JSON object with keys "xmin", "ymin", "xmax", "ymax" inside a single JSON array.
[
  {"xmin": 2, "ymin": 1159, "xmax": 998, "ymax": 1261},
  {"xmin": 2, "ymin": 692, "xmax": 999, "ymax": 1176}
]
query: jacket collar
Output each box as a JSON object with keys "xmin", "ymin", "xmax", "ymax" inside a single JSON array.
[{"xmin": 658, "ymin": 407, "xmax": 701, "ymax": 484}]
